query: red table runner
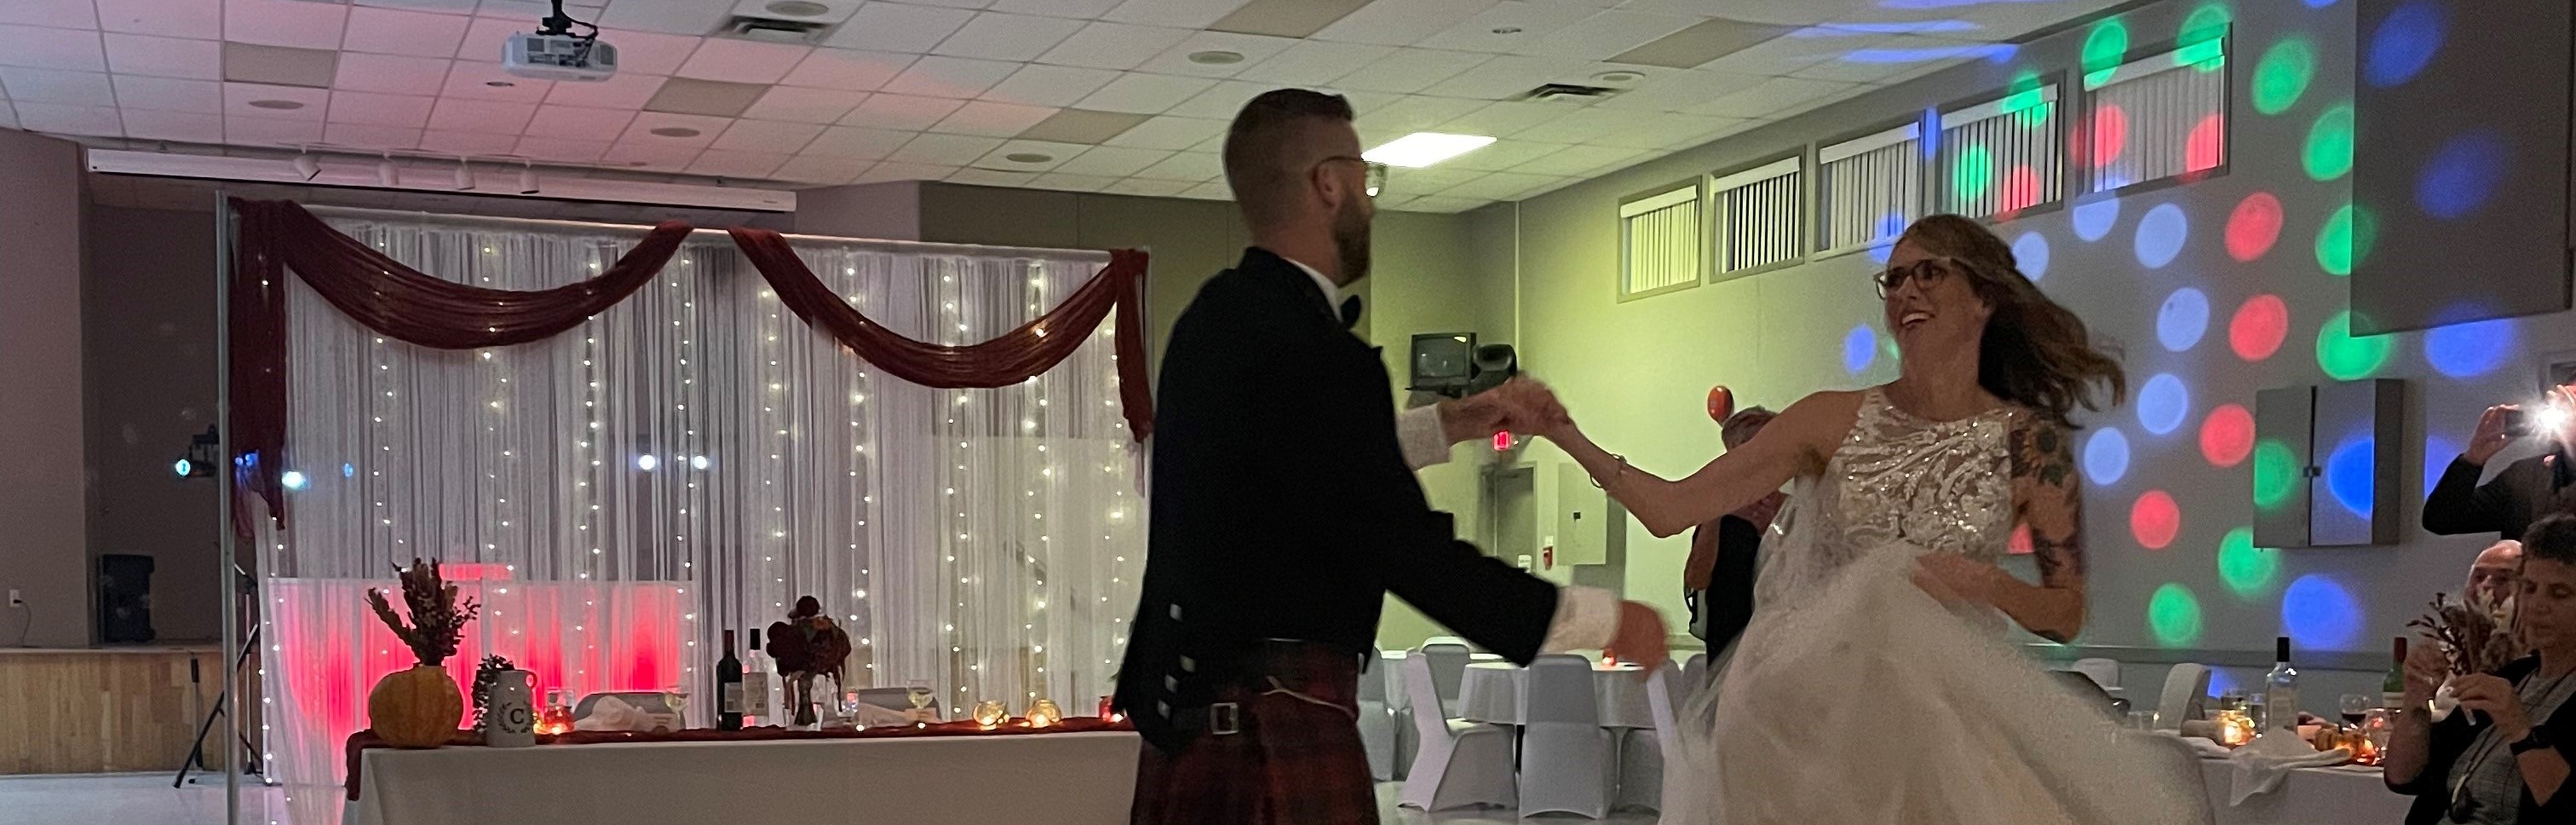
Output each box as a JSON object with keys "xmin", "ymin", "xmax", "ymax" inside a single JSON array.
[{"xmin": 345, "ymin": 718, "xmax": 1134, "ymax": 800}]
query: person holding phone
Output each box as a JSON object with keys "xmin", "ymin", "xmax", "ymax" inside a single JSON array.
[{"xmin": 2426, "ymin": 385, "xmax": 2576, "ymax": 541}]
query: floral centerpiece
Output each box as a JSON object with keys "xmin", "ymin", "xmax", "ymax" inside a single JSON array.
[
  {"xmin": 2407, "ymin": 589, "xmax": 2519, "ymax": 721},
  {"xmin": 763, "ymin": 596, "xmax": 851, "ymax": 727},
  {"xmin": 365, "ymin": 559, "xmax": 480, "ymax": 747}
]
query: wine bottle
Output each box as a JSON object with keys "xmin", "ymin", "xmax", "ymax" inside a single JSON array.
[
  {"xmin": 716, "ymin": 629, "xmax": 744, "ymax": 730},
  {"xmin": 2264, "ymin": 636, "xmax": 2300, "ymax": 731},
  {"xmin": 2382, "ymin": 636, "xmax": 2408, "ymax": 712},
  {"xmin": 744, "ymin": 628, "xmax": 773, "ymax": 727}
]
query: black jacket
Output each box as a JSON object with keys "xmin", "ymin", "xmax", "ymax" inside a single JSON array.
[
  {"xmin": 2388, "ymin": 655, "xmax": 2576, "ymax": 824},
  {"xmin": 1688, "ymin": 515, "xmax": 1762, "ymax": 652},
  {"xmin": 1112, "ymin": 247, "xmax": 1560, "ymax": 753},
  {"xmin": 2424, "ymin": 453, "xmax": 2576, "ymax": 542}
]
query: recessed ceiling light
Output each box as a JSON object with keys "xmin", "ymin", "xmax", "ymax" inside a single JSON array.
[
  {"xmin": 1492, "ymin": 26, "xmax": 1522, "ymax": 35},
  {"xmin": 649, "ymin": 126, "xmax": 703, "ymax": 138},
  {"xmin": 1593, "ymin": 70, "xmax": 1645, "ymax": 84},
  {"xmin": 1004, "ymin": 153, "xmax": 1054, "ymax": 164},
  {"xmin": 1187, "ymin": 50, "xmax": 1245, "ymax": 65},
  {"xmin": 1363, "ymin": 132, "xmax": 1496, "ymax": 168},
  {"xmin": 485, "ymin": 80, "xmax": 516, "ymax": 87},
  {"xmin": 247, "ymin": 99, "xmax": 304, "ymax": 111},
  {"xmin": 765, "ymin": 0, "xmax": 831, "ymax": 15}
]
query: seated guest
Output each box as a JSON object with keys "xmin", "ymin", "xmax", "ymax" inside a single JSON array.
[
  {"xmin": 1682, "ymin": 407, "xmax": 1785, "ymax": 656},
  {"xmin": 2427, "ymin": 390, "xmax": 2576, "ymax": 541},
  {"xmin": 2472, "ymin": 539, "xmax": 2526, "ymax": 603},
  {"xmin": 2387, "ymin": 515, "xmax": 2576, "ymax": 824}
]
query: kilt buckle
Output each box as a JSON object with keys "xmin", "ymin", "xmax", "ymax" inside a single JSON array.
[{"xmin": 1208, "ymin": 702, "xmax": 1240, "ymax": 736}]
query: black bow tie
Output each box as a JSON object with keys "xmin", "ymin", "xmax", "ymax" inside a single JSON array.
[{"xmin": 1338, "ymin": 295, "xmax": 1362, "ymax": 330}]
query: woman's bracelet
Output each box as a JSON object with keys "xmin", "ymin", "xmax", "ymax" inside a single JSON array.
[{"xmin": 1589, "ymin": 453, "xmax": 1627, "ymax": 489}]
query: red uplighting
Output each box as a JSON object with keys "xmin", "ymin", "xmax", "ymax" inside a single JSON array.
[
  {"xmin": 2225, "ymin": 192, "xmax": 2284, "ymax": 262},
  {"xmin": 2229, "ymin": 295, "xmax": 2290, "ymax": 362},
  {"xmin": 1492, "ymin": 430, "xmax": 1512, "ymax": 452},
  {"xmin": 2130, "ymin": 490, "xmax": 2182, "ymax": 550},
  {"xmin": 2009, "ymin": 522, "xmax": 2033, "ymax": 555},
  {"xmin": 2200, "ymin": 403, "xmax": 2256, "ymax": 467},
  {"xmin": 1999, "ymin": 164, "xmax": 2043, "ymax": 215},
  {"xmin": 2185, "ymin": 113, "xmax": 2225, "ymax": 173},
  {"xmin": 2089, "ymin": 105, "xmax": 2130, "ymax": 170}
]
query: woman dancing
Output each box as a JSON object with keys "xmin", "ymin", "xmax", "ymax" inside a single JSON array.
[{"xmin": 1501, "ymin": 215, "xmax": 2205, "ymax": 823}]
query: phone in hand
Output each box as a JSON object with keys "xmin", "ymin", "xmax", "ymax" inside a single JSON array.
[{"xmin": 2504, "ymin": 407, "xmax": 2534, "ymax": 437}]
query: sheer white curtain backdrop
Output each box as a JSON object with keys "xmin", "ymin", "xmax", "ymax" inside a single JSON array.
[{"xmin": 255, "ymin": 209, "xmax": 1147, "ymax": 825}]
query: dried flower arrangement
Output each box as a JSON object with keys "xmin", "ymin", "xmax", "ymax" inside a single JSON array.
[
  {"xmin": 366, "ymin": 559, "xmax": 481, "ymax": 667},
  {"xmin": 764, "ymin": 596, "xmax": 853, "ymax": 726}
]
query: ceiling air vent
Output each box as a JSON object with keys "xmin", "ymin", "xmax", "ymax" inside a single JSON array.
[
  {"xmin": 721, "ymin": 15, "xmax": 832, "ymax": 44},
  {"xmin": 1520, "ymin": 83, "xmax": 1621, "ymax": 103}
]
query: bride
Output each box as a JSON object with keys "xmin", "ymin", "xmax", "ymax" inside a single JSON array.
[{"xmin": 1500, "ymin": 215, "xmax": 2205, "ymax": 823}]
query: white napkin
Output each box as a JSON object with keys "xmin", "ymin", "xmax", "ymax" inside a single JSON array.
[
  {"xmin": 2226, "ymin": 730, "xmax": 2349, "ymax": 805},
  {"xmin": 573, "ymin": 695, "xmax": 641, "ymax": 731},
  {"xmin": 846, "ymin": 703, "xmax": 938, "ymax": 728}
]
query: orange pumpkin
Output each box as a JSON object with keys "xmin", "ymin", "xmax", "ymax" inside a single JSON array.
[{"xmin": 370, "ymin": 665, "xmax": 463, "ymax": 747}]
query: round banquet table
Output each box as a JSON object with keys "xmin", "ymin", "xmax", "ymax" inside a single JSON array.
[{"xmin": 1455, "ymin": 661, "xmax": 1653, "ymax": 727}]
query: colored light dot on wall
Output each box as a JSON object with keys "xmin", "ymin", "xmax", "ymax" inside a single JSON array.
[
  {"xmin": 2216, "ymin": 527, "xmax": 2279, "ymax": 598},
  {"xmin": 2282, "ymin": 574, "xmax": 2363, "ymax": 650},
  {"xmin": 2081, "ymin": 20, "xmax": 2130, "ymax": 88},
  {"xmin": 2072, "ymin": 195, "xmax": 2122, "ymax": 242},
  {"xmin": 2185, "ymin": 113, "xmax": 2226, "ymax": 173},
  {"xmin": 2225, "ymin": 192, "xmax": 2284, "ymax": 262},
  {"xmin": 2253, "ymin": 439, "xmax": 2299, "ymax": 511},
  {"xmin": 2089, "ymin": 105, "xmax": 2130, "ymax": 170},
  {"xmin": 2424, "ymin": 434, "xmax": 2461, "ymax": 494},
  {"xmin": 2316, "ymin": 309, "xmax": 2392, "ymax": 380},
  {"xmin": 2326, "ymin": 436, "xmax": 2377, "ymax": 517},
  {"xmin": 2314, "ymin": 204, "xmax": 2376, "ymax": 276},
  {"xmin": 2013, "ymin": 231, "xmax": 2050, "ymax": 280},
  {"xmin": 2002, "ymin": 69, "xmax": 2050, "ymax": 128},
  {"xmin": 2176, "ymin": 3, "xmax": 2231, "ymax": 70},
  {"xmin": 1953, "ymin": 143, "xmax": 1993, "ymax": 199},
  {"xmin": 2149, "ymin": 583, "xmax": 2204, "ymax": 647},
  {"xmin": 2137, "ymin": 373, "xmax": 2191, "ymax": 436},
  {"xmin": 1843, "ymin": 325, "xmax": 1877, "ymax": 374},
  {"xmin": 2424, "ymin": 317, "xmax": 2516, "ymax": 378},
  {"xmin": 2303, "ymin": 103, "xmax": 2355, "ymax": 182},
  {"xmin": 2133, "ymin": 203, "xmax": 2188, "ymax": 268},
  {"xmin": 2417, "ymin": 128, "xmax": 2512, "ymax": 220},
  {"xmin": 2251, "ymin": 38, "xmax": 2317, "ymax": 116},
  {"xmin": 2200, "ymin": 403, "xmax": 2255, "ymax": 467},
  {"xmin": 2084, "ymin": 427, "xmax": 2131, "ymax": 487},
  {"xmin": 2131, "ymin": 491, "xmax": 2182, "ymax": 548},
  {"xmin": 2000, "ymin": 164, "xmax": 2041, "ymax": 214},
  {"xmin": 2158, "ymin": 288, "xmax": 2210, "ymax": 352},
  {"xmin": 2366, "ymin": 0, "xmax": 2446, "ymax": 89}
]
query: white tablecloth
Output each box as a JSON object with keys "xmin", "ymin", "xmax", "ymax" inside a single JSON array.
[
  {"xmin": 348, "ymin": 731, "xmax": 1141, "ymax": 825},
  {"xmin": 1375, "ymin": 649, "xmax": 1502, "ymax": 712},
  {"xmin": 2194, "ymin": 759, "xmax": 2406, "ymax": 825},
  {"xmin": 1455, "ymin": 661, "xmax": 1653, "ymax": 727}
]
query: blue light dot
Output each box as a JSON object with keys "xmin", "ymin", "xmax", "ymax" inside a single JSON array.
[
  {"xmin": 2157, "ymin": 287, "xmax": 2209, "ymax": 352},
  {"xmin": 2084, "ymin": 427, "xmax": 2131, "ymax": 486},
  {"xmin": 2134, "ymin": 203, "xmax": 2188, "ymax": 268},
  {"xmin": 1843, "ymin": 325, "xmax": 1877, "ymax": 374},
  {"xmin": 341, "ymin": 463, "xmax": 356, "ymax": 478},
  {"xmin": 2326, "ymin": 436, "xmax": 2376, "ymax": 517},
  {"xmin": 2282, "ymin": 574, "xmax": 2363, "ymax": 650},
  {"xmin": 2073, "ymin": 196, "xmax": 2121, "ymax": 241},
  {"xmin": 2365, "ymin": 1, "xmax": 2445, "ymax": 88},
  {"xmin": 2013, "ymin": 232, "xmax": 2050, "ymax": 280},
  {"xmin": 2424, "ymin": 318, "xmax": 2516, "ymax": 378},
  {"xmin": 2417, "ymin": 129, "xmax": 2512, "ymax": 220},
  {"xmin": 2137, "ymin": 374, "xmax": 2190, "ymax": 436},
  {"xmin": 2206, "ymin": 669, "xmax": 2240, "ymax": 698}
]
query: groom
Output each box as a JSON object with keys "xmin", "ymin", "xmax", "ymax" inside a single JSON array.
[{"xmin": 1114, "ymin": 89, "xmax": 1667, "ymax": 824}]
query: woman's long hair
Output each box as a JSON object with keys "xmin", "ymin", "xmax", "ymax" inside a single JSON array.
[{"xmin": 1900, "ymin": 214, "xmax": 2125, "ymax": 428}]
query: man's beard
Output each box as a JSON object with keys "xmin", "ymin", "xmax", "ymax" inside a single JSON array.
[{"xmin": 1331, "ymin": 195, "xmax": 1371, "ymax": 283}]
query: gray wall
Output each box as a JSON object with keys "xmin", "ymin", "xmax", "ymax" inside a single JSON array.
[
  {"xmin": 0, "ymin": 129, "xmax": 91, "ymax": 647},
  {"xmin": 83, "ymin": 205, "xmax": 222, "ymax": 643}
]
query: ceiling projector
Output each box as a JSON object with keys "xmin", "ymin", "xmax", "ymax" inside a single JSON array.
[{"xmin": 501, "ymin": 0, "xmax": 615, "ymax": 82}]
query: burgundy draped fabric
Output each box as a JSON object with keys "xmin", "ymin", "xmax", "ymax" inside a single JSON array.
[{"xmin": 727, "ymin": 227, "xmax": 1155, "ymax": 440}]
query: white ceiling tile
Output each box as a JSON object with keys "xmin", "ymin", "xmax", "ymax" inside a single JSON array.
[
  {"xmin": 1073, "ymin": 72, "xmax": 1215, "ymax": 114},
  {"xmin": 451, "ymin": 14, "xmax": 528, "ymax": 60},
  {"xmin": 541, "ymin": 72, "xmax": 666, "ymax": 108},
  {"xmin": 0, "ymin": 68, "xmax": 110, "ymax": 104},
  {"xmin": 226, "ymin": 0, "xmax": 351, "ymax": 50},
  {"xmin": 888, "ymin": 132, "xmax": 1004, "ymax": 164},
  {"xmin": 1100, "ymin": 0, "xmax": 1249, "ymax": 28},
  {"xmin": 112, "ymin": 76, "xmax": 223, "ymax": 115},
  {"xmin": 676, "ymin": 39, "xmax": 814, "ymax": 84},
  {"xmin": 227, "ymin": 116, "xmax": 326, "ymax": 145},
  {"xmin": 592, "ymin": 28, "xmax": 705, "ymax": 76},
  {"xmin": 1512, "ymin": 9, "xmax": 1701, "ymax": 61},
  {"xmin": 425, "ymin": 97, "xmax": 537, "ymax": 132},
  {"xmin": 513, "ymin": 136, "xmax": 612, "ymax": 164},
  {"xmin": 419, "ymin": 127, "xmax": 521, "ymax": 154},
  {"xmin": 1786, "ymin": 43, "xmax": 1945, "ymax": 84},
  {"xmin": 1099, "ymin": 113, "xmax": 1222, "ymax": 149},
  {"xmin": 1099, "ymin": 176, "xmax": 1192, "ymax": 196},
  {"xmin": 1591, "ymin": 112, "xmax": 1735, "ymax": 149},
  {"xmin": 1233, "ymin": 40, "xmax": 1392, "ymax": 85},
  {"xmin": 824, "ymin": 3, "xmax": 975, "ymax": 53},
  {"xmin": 441, "ymin": 61, "xmax": 555, "ymax": 101},
  {"xmin": 599, "ymin": 140, "xmax": 704, "ymax": 168},
  {"xmin": 522, "ymin": 105, "xmax": 636, "ymax": 140},
  {"xmin": 0, "ymin": 25, "xmax": 106, "ymax": 72},
  {"xmin": 980, "ymin": 64, "xmax": 1119, "ymax": 107},
  {"xmin": 1437, "ymin": 170, "xmax": 1555, "ymax": 199},
  {"xmin": 1162, "ymin": 79, "xmax": 1274, "ymax": 120},
  {"xmin": 1383, "ymin": 165, "xmax": 1481, "ymax": 193},
  {"xmin": 360, "ymin": 0, "xmax": 482, "ymax": 13},
  {"xmin": 879, "ymin": 55, "xmax": 1019, "ymax": 98},
  {"xmin": 802, "ymin": 124, "xmax": 917, "ymax": 159},
  {"xmin": 1584, "ymin": 68, "xmax": 1768, "ymax": 113},
  {"xmin": 741, "ymin": 85, "xmax": 871, "ymax": 123},
  {"xmin": 970, "ymin": 139, "xmax": 1090, "ymax": 171},
  {"xmin": 768, "ymin": 154, "xmax": 866, "ymax": 185},
  {"xmin": 1134, "ymin": 32, "xmax": 1299, "ymax": 78},
  {"xmin": 1506, "ymin": 142, "xmax": 1642, "ymax": 176},
  {"xmin": 1698, "ymin": 33, "xmax": 1843, "ymax": 77},
  {"xmin": 711, "ymin": 118, "xmax": 827, "ymax": 152},
  {"xmin": 323, "ymin": 122, "xmax": 425, "ymax": 149},
  {"xmin": 222, "ymin": 81, "xmax": 329, "ymax": 121},
  {"xmin": 688, "ymin": 149, "xmax": 791, "ymax": 178},
  {"xmin": 105, "ymin": 34, "xmax": 222, "ymax": 81},
  {"xmin": 1400, "ymin": 195, "xmax": 1486, "ymax": 212},
  {"xmin": 933, "ymin": 12, "xmax": 1084, "ymax": 61},
  {"xmin": 783, "ymin": 48, "xmax": 917, "ymax": 91},
  {"xmin": 839, "ymin": 93, "xmax": 964, "ymax": 130},
  {"xmin": 1438, "ymin": 138, "xmax": 1565, "ymax": 171},
  {"xmin": 1686, "ymin": 75, "xmax": 1852, "ymax": 119},
  {"xmin": 120, "ymin": 109, "xmax": 227, "ymax": 143},
  {"xmin": 1415, "ymin": 3, "xmax": 1601, "ymax": 54},
  {"xmin": 1054, "ymin": 145, "xmax": 1170, "ymax": 177},
  {"xmin": 854, "ymin": 161, "xmax": 962, "ymax": 183},
  {"xmin": 1313, "ymin": 0, "xmax": 1497, "ymax": 47},
  {"xmin": 991, "ymin": 0, "xmax": 1125, "ymax": 17},
  {"xmin": 334, "ymin": 54, "xmax": 454, "ymax": 95},
  {"xmin": 895, "ymin": 0, "xmax": 998, "ymax": 9},
  {"xmin": 342, "ymin": 6, "xmax": 470, "ymax": 58},
  {"xmin": 1037, "ymin": 22, "xmax": 1194, "ymax": 72},
  {"xmin": 946, "ymin": 167, "xmax": 1038, "ymax": 187},
  {"xmin": 1176, "ymin": 180, "xmax": 1230, "ymax": 199},
  {"xmin": 481, "ymin": 1, "xmax": 608, "ymax": 21},
  {"xmin": 13, "ymin": 102, "xmax": 122, "ymax": 136},
  {"xmin": 1132, "ymin": 150, "xmax": 1222, "ymax": 182},
  {"xmin": 1437, "ymin": 101, "xmax": 1571, "ymax": 137},
  {"xmin": 929, "ymin": 100, "xmax": 1058, "ymax": 137},
  {"xmin": 99, "ymin": 0, "xmax": 218, "ymax": 38},
  {"xmin": 621, "ymin": 111, "xmax": 732, "ymax": 146},
  {"xmin": 0, "ymin": 0, "xmax": 95, "ymax": 28},
  {"xmin": 1029, "ymin": 172, "xmax": 1118, "ymax": 192},
  {"xmin": 1331, "ymin": 49, "xmax": 1491, "ymax": 95},
  {"xmin": 1354, "ymin": 95, "xmax": 1486, "ymax": 142},
  {"xmin": 595, "ymin": 0, "xmax": 733, "ymax": 34},
  {"xmin": 1506, "ymin": 108, "xmax": 1618, "ymax": 144},
  {"xmin": 1413, "ymin": 54, "xmax": 1584, "ymax": 100}
]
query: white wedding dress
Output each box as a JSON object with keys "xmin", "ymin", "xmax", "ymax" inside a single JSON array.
[{"xmin": 1661, "ymin": 389, "xmax": 2205, "ymax": 824}]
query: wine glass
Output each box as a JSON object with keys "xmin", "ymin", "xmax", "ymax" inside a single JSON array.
[
  {"xmin": 906, "ymin": 679, "xmax": 934, "ymax": 719},
  {"xmin": 2339, "ymin": 694, "xmax": 2373, "ymax": 728}
]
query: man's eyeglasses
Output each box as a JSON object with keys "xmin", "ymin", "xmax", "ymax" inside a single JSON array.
[
  {"xmin": 1872, "ymin": 258, "xmax": 1957, "ymax": 299},
  {"xmin": 1318, "ymin": 156, "xmax": 1389, "ymax": 199}
]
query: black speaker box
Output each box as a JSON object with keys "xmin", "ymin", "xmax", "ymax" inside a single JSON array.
[{"xmin": 98, "ymin": 553, "xmax": 155, "ymax": 643}]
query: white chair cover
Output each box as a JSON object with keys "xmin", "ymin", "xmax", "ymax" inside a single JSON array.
[
  {"xmin": 1421, "ymin": 643, "xmax": 1472, "ymax": 719},
  {"xmin": 1358, "ymin": 648, "xmax": 1398, "ymax": 782},
  {"xmin": 1682, "ymin": 652, "xmax": 1710, "ymax": 691},
  {"xmin": 1617, "ymin": 666, "xmax": 1680, "ymax": 813},
  {"xmin": 2158, "ymin": 663, "xmax": 2211, "ymax": 730},
  {"xmin": 1400, "ymin": 652, "xmax": 1515, "ymax": 811},
  {"xmin": 2074, "ymin": 658, "xmax": 2122, "ymax": 692},
  {"xmin": 1518, "ymin": 654, "xmax": 1614, "ymax": 818}
]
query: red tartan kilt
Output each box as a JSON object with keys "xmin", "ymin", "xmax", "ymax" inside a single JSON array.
[{"xmin": 1129, "ymin": 653, "xmax": 1375, "ymax": 824}]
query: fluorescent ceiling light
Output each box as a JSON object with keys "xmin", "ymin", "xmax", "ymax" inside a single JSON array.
[{"xmin": 1364, "ymin": 132, "xmax": 1496, "ymax": 168}]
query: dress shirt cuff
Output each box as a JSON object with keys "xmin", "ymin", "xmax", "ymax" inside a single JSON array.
[
  {"xmin": 1541, "ymin": 586, "xmax": 1620, "ymax": 653},
  {"xmin": 1398, "ymin": 403, "xmax": 1452, "ymax": 470}
]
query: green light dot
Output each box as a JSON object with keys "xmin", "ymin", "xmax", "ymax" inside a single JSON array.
[
  {"xmin": 1954, "ymin": 144, "xmax": 1993, "ymax": 200},
  {"xmin": 2003, "ymin": 68, "xmax": 2050, "ymax": 128},
  {"xmin": 2176, "ymin": 3, "xmax": 2232, "ymax": 71},
  {"xmin": 2315, "ymin": 203, "xmax": 2377, "ymax": 276},
  {"xmin": 2253, "ymin": 440, "xmax": 2297, "ymax": 510},
  {"xmin": 2149, "ymin": 583, "xmax": 2205, "ymax": 647},
  {"xmin": 2251, "ymin": 38, "xmax": 2317, "ymax": 116},
  {"xmin": 2216, "ymin": 527, "xmax": 2280, "ymax": 598},
  {"xmin": 2316, "ymin": 309, "xmax": 2392, "ymax": 381},
  {"xmin": 2082, "ymin": 20, "xmax": 2130, "ymax": 87},
  {"xmin": 2304, "ymin": 103, "xmax": 2355, "ymax": 181}
]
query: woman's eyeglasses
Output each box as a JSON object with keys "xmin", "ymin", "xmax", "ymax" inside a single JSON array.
[{"xmin": 1873, "ymin": 259, "xmax": 1956, "ymax": 298}]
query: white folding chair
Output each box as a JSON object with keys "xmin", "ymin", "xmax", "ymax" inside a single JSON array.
[
  {"xmin": 1616, "ymin": 666, "xmax": 1681, "ymax": 813},
  {"xmin": 1518, "ymin": 654, "xmax": 1615, "ymax": 818},
  {"xmin": 1357, "ymin": 647, "xmax": 1398, "ymax": 782},
  {"xmin": 1399, "ymin": 653, "xmax": 1515, "ymax": 812},
  {"xmin": 2157, "ymin": 663, "xmax": 2211, "ymax": 731}
]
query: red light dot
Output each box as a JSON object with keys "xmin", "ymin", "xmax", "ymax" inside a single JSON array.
[
  {"xmin": 2225, "ymin": 192, "xmax": 2284, "ymax": 262},
  {"xmin": 1492, "ymin": 430, "xmax": 1512, "ymax": 452},
  {"xmin": 2090, "ymin": 105, "xmax": 2130, "ymax": 170},
  {"xmin": 2130, "ymin": 490, "xmax": 2181, "ymax": 550},
  {"xmin": 2229, "ymin": 294, "xmax": 2289, "ymax": 362},
  {"xmin": 2185, "ymin": 113, "xmax": 2224, "ymax": 173},
  {"xmin": 1999, "ymin": 164, "xmax": 2042, "ymax": 214},
  {"xmin": 2199, "ymin": 403, "xmax": 2255, "ymax": 467},
  {"xmin": 2010, "ymin": 522, "xmax": 2033, "ymax": 555}
]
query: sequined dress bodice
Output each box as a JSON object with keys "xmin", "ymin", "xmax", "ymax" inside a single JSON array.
[{"xmin": 1753, "ymin": 388, "xmax": 2020, "ymax": 606}]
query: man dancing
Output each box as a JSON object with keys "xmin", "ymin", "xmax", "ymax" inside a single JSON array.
[{"xmin": 1113, "ymin": 89, "xmax": 1668, "ymax": 824}]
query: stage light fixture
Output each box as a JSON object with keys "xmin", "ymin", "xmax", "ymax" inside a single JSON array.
[
  {"xmin": 281, "ymin": 470, "xmax": 310, "ymax": 491},
  {"xmin": 172, "ymin": 425, "xmax": 219, "ymax": 479}
]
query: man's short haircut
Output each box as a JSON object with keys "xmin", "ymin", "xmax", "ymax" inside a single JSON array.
[{"xmin": 1222, "ymin": 89, "xmax": 1356, "ymax": 228}]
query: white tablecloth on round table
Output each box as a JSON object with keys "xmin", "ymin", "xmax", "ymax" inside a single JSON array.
[
  {"xmin": 346, "ymin": 731, "xmax": 1141, "ymax": 825},
  {"xmin": 2193, "ymin": 759, "xmax": 2406, "ymax": 825},
  {"xmin": 1455, "ymin": 661, "xmax": 1653, "ymax": 727},
  {"xmin": 1376, "ymin": 649, "xmax": 1502, "ymax": 712}
]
